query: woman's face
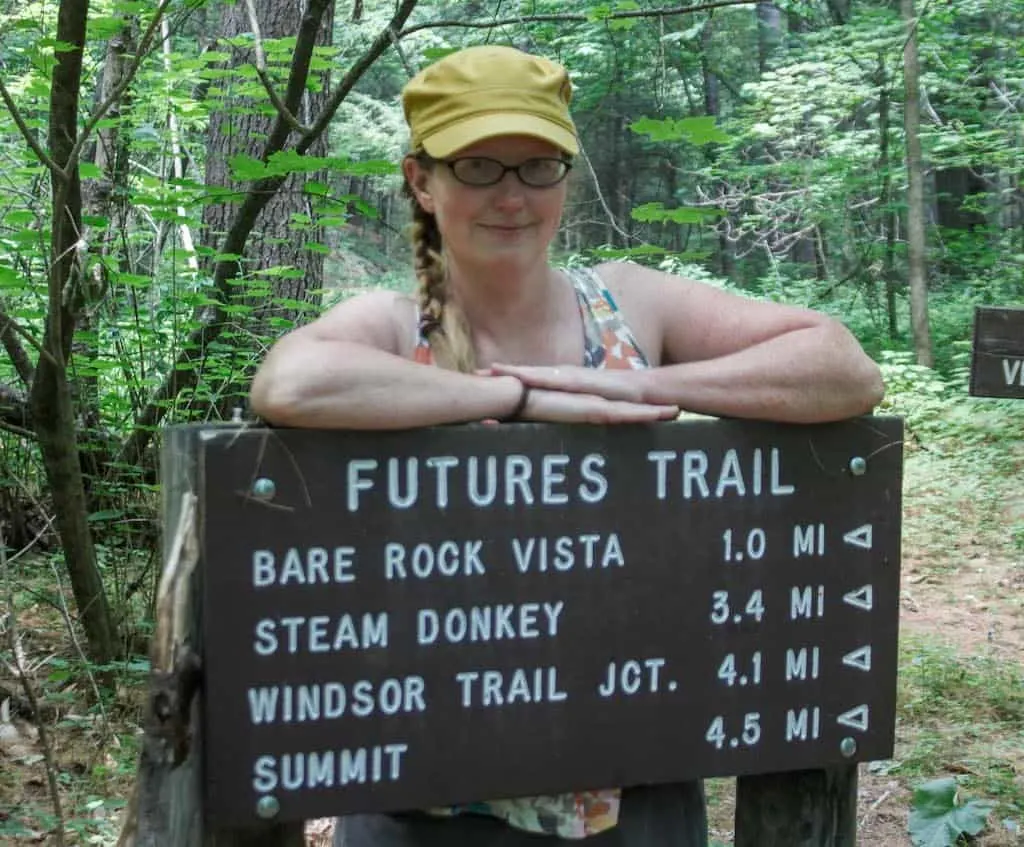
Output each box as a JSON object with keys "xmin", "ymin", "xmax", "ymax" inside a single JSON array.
[{"xmin": 405, "ymin": 135, "xmax": 569, "ymax": 275}]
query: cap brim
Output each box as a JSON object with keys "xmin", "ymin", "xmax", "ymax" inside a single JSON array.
[{"xmin": 421, "ymin": 113, "xmax": 579, "ymax": 158}]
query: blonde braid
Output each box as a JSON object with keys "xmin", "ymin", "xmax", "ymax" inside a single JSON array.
[{"xmin": 405, "ymin": 176, "xmax": 476, "ymax": 372}]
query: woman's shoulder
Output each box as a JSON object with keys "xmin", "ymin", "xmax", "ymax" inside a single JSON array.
[{"xmin": 309, "ymin": 288, "xmax": 419, "ymax": 357}]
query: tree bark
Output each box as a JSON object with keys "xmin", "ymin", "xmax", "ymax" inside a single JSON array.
[
  {"xmin": 114, "ymin": 0, "xmax": 420, "ymax": 471},
  {"xmin": 901, "ymin": 0, "xmax": 934, "ymax": 367},
  {"xmin": 756, "ymin": 2, "xmax": 782, "ymax": 73},
  {"xmin": 735, "ymin": 766, "xmax": 858, "ymax": 846},
  {"xmin": 877, "ymin": 60, "xmax": 899, "ymax": 340},
  {"xmin": 701, "ymin": 16, "xmax": 734, "ymax": 278},
  {"xmin": 32, "ymin": 0, "xmax": 119, "ymax": 664},
  {"xmin": 201, "ymin": 0, "xmax": 334, "ymax": 418},
  {"xmin": 826, "ymin": 0, "xmax": 851, "ymax": 25}
]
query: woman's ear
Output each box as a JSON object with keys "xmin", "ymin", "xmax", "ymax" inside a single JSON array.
[{"xmin": 402, "ymin": 155, "xmax": 436, "ymax": 214}]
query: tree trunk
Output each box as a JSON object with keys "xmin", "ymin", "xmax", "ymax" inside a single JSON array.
[
  {"xmin": 756, "ymin": 2, "xmax": 782, "ymax": 73},
  {"xmin": 79, "ymin": 21, "xmax": 138, "ymax": 497},
  {"xmin": 934, "ymin": 167, "xmax": 987, "ymax": 231},
  {"xmin": 701, "ymin": 17, "xmax": 733, "ymax": 278},
  {"xmin": 826, "ymin": 0, "xmax": 851, "ymax": 25},
  {"xmin": 901, "ymin": 0, "xmax": 933, "ymax": 367},
  {"xmin": 201, "ymin": 0, "xmax": 334, "ymax": 417},
  {"xmin": 877, "ymin": 60, "xmax": 899, "ymax": 340},
  {"xmin": 32, "ymin": 0, "xmax": 119, "ymax": 664}
]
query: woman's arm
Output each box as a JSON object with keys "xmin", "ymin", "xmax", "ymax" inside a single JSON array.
[
  {"xmin": 250, "ymin": 289, "xmax": 680, "ymax": 429},
  {"xmin": 250, "ymin": 291, "xmax": 524, "ymax": 429},
  {"xmin": 489, "ymin": 263, "xmax": 884, "ymax": 425}
]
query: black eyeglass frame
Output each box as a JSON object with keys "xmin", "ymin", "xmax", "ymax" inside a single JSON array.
[{"xmin": 429, "ymin": 155, "xmax": 574, "ymax": 188}]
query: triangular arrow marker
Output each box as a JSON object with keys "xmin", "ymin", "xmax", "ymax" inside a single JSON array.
[
  {"xmin": 837, "ymin": 704, "xmax": 869, "ymax": 732},
  {"xmin": 843, "ymin": 585, "xmax": 873, "ymax": 611},
  {"xmin": 842, "ymin": 646, "xmax": 872, "ymax": 672},
  {"xmin": 843, "ymin": 524, "xmax": 873, "ymax": 549}
]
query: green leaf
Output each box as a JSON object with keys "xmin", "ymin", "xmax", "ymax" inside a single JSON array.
[
  {"xmin": 89, "ymin": 15, "xmax": 129, "ymax": 40},
  {"xmin": 38, "ymin": 38, "xmax": 79, "ymax": 53},
  {"xmin": 422, "ymin": 47, "xmax": 460, "ymax": 61},
  {"xmin": 0, "ymin": 265, "xmax": 25, "ymax": 289},
  {"xmin": 631, "ymin": 202, "xmax": 723, "ymax": 225},
  {"xmin": 88, "ymin": 509, "xmax": 124, "ymax": 523},
  {"xmin": 908, "ymin": 778, "xmax": 995, "ymax": 847},
  {"xmin": 303, "ymin": 180, "xmax": 331, "ymax": 197},
  {"xmin": 254, "ymin": 265, "xmax": 305, "ymax": 279},
  {"xmin": 629, "ymin": 116, "xmax": 730, "ymax": 146},
  {"xmin": 4, "ymin": 210, "xmax": 35, "ymax": 227},
  {"xmin": 79, "ymin": 162, "xmax": 103, "ymax": 179}
]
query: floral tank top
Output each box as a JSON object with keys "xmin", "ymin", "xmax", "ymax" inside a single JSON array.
[{"xmin": 414, "ymin": 266, "xmax": 649, "ymax": 839}]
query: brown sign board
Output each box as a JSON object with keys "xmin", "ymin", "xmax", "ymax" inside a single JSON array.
[
  {"xmin": 194, "ymin": 417, "xmax": 904, "ymax": 826},
  {"xmin": 970, "ymin": 306, "xmax": 1024, "ymax": 398}
]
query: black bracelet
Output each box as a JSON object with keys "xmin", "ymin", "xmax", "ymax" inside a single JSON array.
[{"xmin": 501, "ymin": 382, "xmax": 531, "ymax": 422}]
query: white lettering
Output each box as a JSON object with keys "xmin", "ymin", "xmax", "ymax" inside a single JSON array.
[
  {"xmin": 504, "ymin": 455, "xmax": 533, "ymax": 505},
  {"xmin": 467, "ymin": 456, "xmax": 497, "ymax": 506},
  {"xmin": 789, "ymin": 586, "xmax": 825, "ymax": 620},
  {"xmin": 683, "ymin": 451, "xmax": 710, "ymax": 498},
  {"xmin": 385, "ymin": 540, "xmax": 486, "ymax": 580},
  {"xmin": 511, "ymin": 533, "xmax": 624, "ymax": 573},
  {"xmin": 251, "ymin": 744, "xmax": 409, "ymax": 792},
  {"xmin": 388, "ymin": 458, "xmax": 418, "ymax": 509},
  {"xmin": 253, "ymin": 613, "xmax": 388, "ymax": 655},
  {"xmin": 786, "ymin": 707, "xmax": 821, "ymax": 741},
  {"xmin": 247, "ymin": 677, "xmax": 426, "ymax": 724},
  {"xmin": 456, "ymin": 666, "xmax": 567, "ymax": 707},
  {"xmin": 785, "ymin": 647, "xmax": 820, "ymax": 680},
  {"xmin": 425, "ymin": 455, "xmax": 458, "ymax": 507},
  {"xmin": 347, "ymin": 459, "xmax": 378, "ymax": 511},
  {"xmin": 579, "ymin": 454, "xmax": 609, "ymax": 503},
  {"xmin": 771, "ymin": 448, "xmax": 795, "ymax": 494},
  {"xmin": 647, "ymin": 450, "xmax": 675, "ymax": 500},
  {"xmin": 715, "ymin": 449, "xmax": 746, "ymax": 497},
  {"xmin": 1004, "ymin": 358, "xmax": 1023, "ymax": 386},
  {"xmin": 252, "ymin": 547, "xmax": 356, "ymax": 587},
  {"xmin": 541, "ymin": 455, "xmax": 570, "ymax": 504},
  {"xmin": 417, "ymin": 602, "xmax": 564, "ymax": 646}
]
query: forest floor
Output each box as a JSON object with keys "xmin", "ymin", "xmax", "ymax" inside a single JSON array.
[{"xmin": 1, "ymin": 401, "xmax": 1023, "ymax": 846}]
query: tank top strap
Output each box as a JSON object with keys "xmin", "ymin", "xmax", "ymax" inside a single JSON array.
[{"xmin": 566, "ymin": 266, "xmax": 650, "ymax": 370}]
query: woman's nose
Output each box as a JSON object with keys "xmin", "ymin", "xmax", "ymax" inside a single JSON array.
[{"xmin": 492, "ymin": 174, "xmax": 527, "ymax": 209}]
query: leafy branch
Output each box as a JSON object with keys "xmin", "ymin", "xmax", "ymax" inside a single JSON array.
[
  {"xmin": 398, "ymin": 0, "xmax": 760, "ymax": 38},
  {"xmin": 116, "ymin": 0, "xmax": 420, "ymax": 470},
  {"xmin": 242, "ymin": 0, "xmax": 310, "ymax": 135}
]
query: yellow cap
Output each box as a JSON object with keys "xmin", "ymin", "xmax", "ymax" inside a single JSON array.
[{"xmin": 402, "ymin": 46, "xmax": 579, "ymax": 158}]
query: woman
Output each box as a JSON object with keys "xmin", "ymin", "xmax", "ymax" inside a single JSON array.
[{"xmin": 251, "ymin": 45, "xmax": 883, "ymax": 847}]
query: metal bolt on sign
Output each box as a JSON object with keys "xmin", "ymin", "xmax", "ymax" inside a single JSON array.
[
  {"xmin": 251, "ymin": 477, "xmax": 277, "ymax": 500},
  {"xmin": 840, "ymin": 737, "xmax": 858, "ymax": 758},
  {"xmin": 848, "ymin": 457, "xmax": 867, "ymax": 476},
  {"xmin": 255, "ymin": 795, "xmax": 280, "ymax": 819}
]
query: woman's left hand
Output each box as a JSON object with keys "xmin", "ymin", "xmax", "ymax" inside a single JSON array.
[{"xmin": 485, "ymin": 363, "xmax": 648, "ymax": 404}]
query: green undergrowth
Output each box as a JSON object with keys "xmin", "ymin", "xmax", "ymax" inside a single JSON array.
[{"xmin": 895, "ymin": 635, "xmax": 1024, "ymax": 837}]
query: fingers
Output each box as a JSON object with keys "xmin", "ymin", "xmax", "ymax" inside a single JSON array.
[
  {"xmin": 594, "ymin": 401, "xmax": 679, "ymax": 423},
  {"xmin": 521, "ymin": 389, "xmax": 678, "ymax": 424},
  {"xmin": 489, "ymin": 362, "xmax": 644, "ymax": 403},
  {"xmin": 488, "ymin": 363, "xmax": 577, "ymax": 390}
]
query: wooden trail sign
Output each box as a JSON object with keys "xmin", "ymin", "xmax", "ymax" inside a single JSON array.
[
  {"xmin": 970, "ymin": 306, "xmax": 1024, "ymax": 398},
  {"xmin": 187, "ymin": 416, "xmax": 904, "ymax": 829}
]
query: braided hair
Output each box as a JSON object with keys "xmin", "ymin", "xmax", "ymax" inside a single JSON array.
[{"xmin": 405, "ymin": 161, "xmax": 476, "ymax": 372}]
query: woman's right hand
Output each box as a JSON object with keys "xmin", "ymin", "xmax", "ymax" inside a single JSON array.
[{"xmin": 515, "ymin": 387, "xmax": 679, "ymax": 424}]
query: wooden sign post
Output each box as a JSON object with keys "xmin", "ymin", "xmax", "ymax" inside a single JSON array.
[
  {"xmin": 126, "ymin": 416, "xmax": 903, "ymax": 847},
  {"xmin": 970, "ymin": 306, "xmax": 1024, "ymax": 398}
]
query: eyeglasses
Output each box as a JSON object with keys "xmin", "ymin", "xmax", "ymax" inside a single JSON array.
[{"xmin": 439, "ymin": 156, "xmax": 572, "ymax": 188}]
